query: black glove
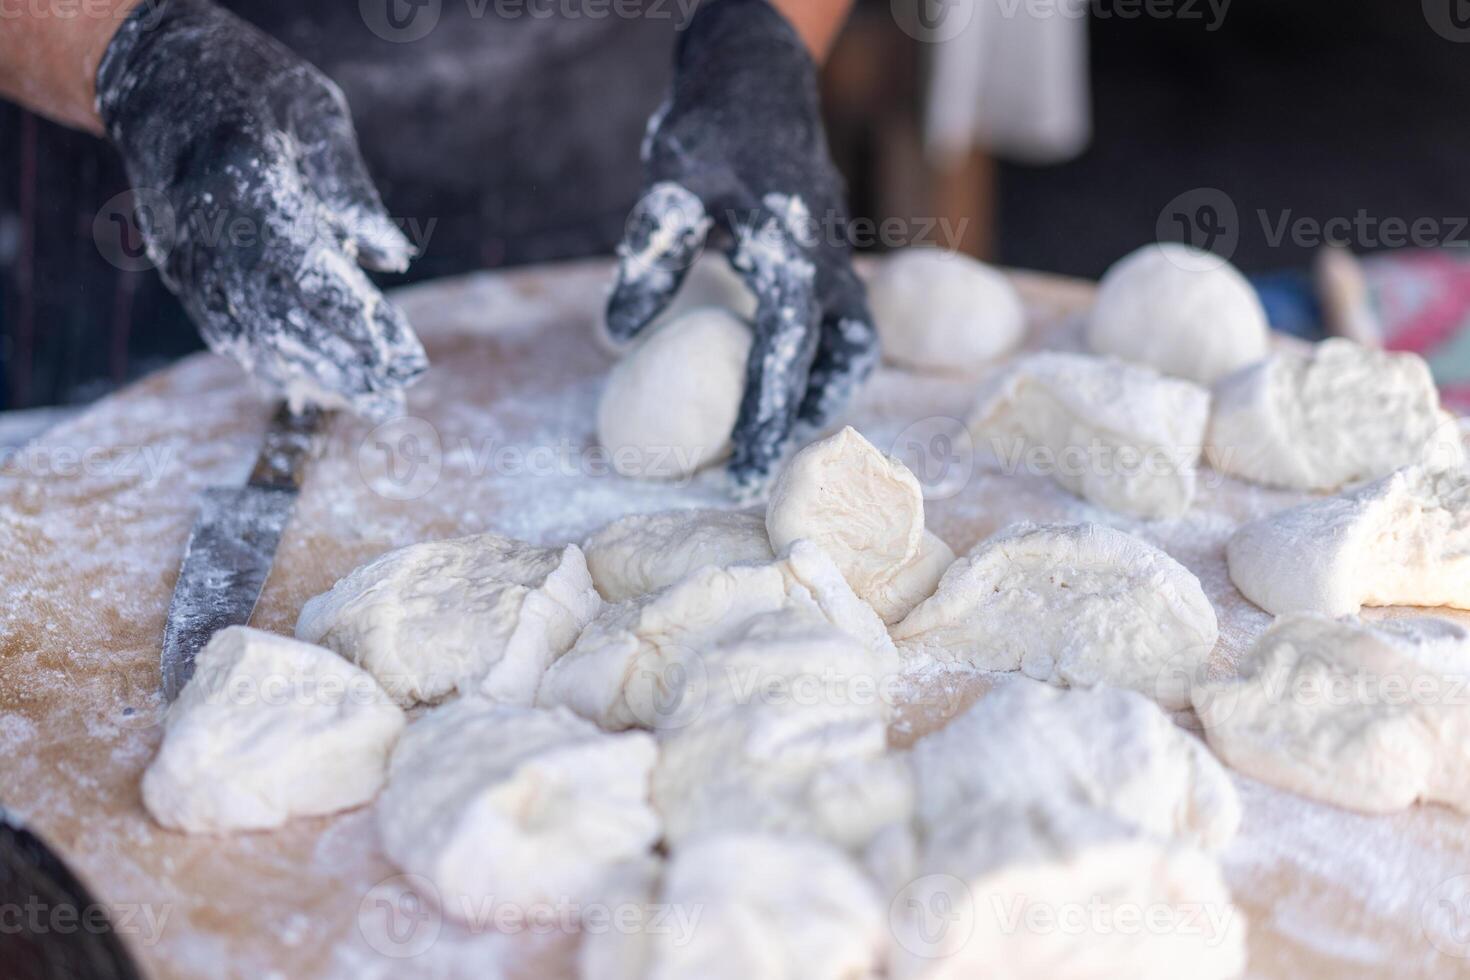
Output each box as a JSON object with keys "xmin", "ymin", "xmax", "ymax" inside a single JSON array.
[
  {"xmin": 96, "ymin": 0, "xmax": 426, "ymax": 420},
  {"xmin": 606, "ymin": 0, "xmax": 878, "ymax": 495}
]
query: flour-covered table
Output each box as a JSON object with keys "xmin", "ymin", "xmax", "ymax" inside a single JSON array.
[{"xmin": 1, "ymin": 259, "xmax": 1467, "ymax": 978}]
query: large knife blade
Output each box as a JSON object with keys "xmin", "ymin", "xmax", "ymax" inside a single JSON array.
[{"xmin": 160, "ymin": 403, "xmax": 326, "ymax": 701}]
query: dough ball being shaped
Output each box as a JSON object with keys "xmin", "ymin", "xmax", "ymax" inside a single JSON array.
[
  {"xmin": 296, "ymin": 534, "xmax": 601, "ymax": 708},
  {"xmin": 1226, "ymin": 465, "xmax": 1470, "ymax": 616},
  {"xmin": 911, "ymin": 677, "xmax": 1240, "ymax": 850},
  {"xmin": 890, "ymin": 800, "xmax": 1246, "ymax": 980},
  {"xmin": 598, "ymin": 308, "xmax": 752, "ymax": 480},
  {"xmin": 1206, "ymin": 338, "xmax": 1465, "ymax": 491},
  {"xmin": 538, "ymin": 541, "xmax": 897, "ymax": 731},
  {"xmin": 582, "ymin": 508, "xmax": 773, "ymax": 602},
  {"xmin": 892, "ymin": 523, "xmax": 1219, "ymax": 710},
  {"xmin": 645, "ymin": 834, "xmax": 885, "ymax": 980},
  {"xmin": 1194, "ymin": 614, "xmax": 1470, "ymax": 814},
  {"xmin": 1088, "ymin": 242, "xmax": 1269, "ymax": 385},
  {"xmin": 767, "ymin": 426, "xmax": 955, "ymax": 623},
  {"xmin": 376, "ymin": 699, "xmax": 660, "ymax": 921},
  {"xmin": 142, "ymin": 627, "xmax": 405, "ymax": 833},
  {"xmin": 868, "ymin": 248, "xmax": 1026, "ymax": 374},
  {"xmin": 967, "ymin": 352, "xmax": 1210, "ymax": 520}
]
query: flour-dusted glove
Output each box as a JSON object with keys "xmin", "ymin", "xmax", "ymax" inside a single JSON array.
[
  {"xmin": 96, "ymin": 0, "xmax": 426, "ymax": 420},
  {"xmin": 606, "ymin": 0, "xmax": 877, "ymax": 495}
]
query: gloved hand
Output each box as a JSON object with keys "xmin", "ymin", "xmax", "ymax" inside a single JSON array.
[
  {"xmin": 606, "ymin": 0, "xmax": 877, "ymax": 495},
  {"xmin": 96, "ymin": 0, "xmax": 426, "ymax": 420}
]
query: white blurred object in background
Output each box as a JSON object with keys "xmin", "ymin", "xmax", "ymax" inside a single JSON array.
[{"xmin": 924, "ymin": 0, "xmax": 1092, "ymax": 165}]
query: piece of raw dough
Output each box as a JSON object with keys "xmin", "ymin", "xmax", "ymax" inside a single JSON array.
[
  {"xmin": 1087, "ymin": 242, "xmax": 1269, "ymax": 385},
  {"xmin": 295, "ymin": 534, "xmax": 601, "ymax": 707},
  {"xmin": 1226, "ymin": 465, "xmax": 1470, "ymax": 616},
  {"xmin": 967, "ymin": 352, "xmax": 1211, "ymax": 519},
  {"xmin": 537, "ymin": 541, "xmax": 896, "ymax": 730},
  {"xmin": 645, "ymin": 834, "xmax": 886, "ymax": 980},
  {"xmin": 911, "ymin": 677, "xmax": 1239, "ymax": 850},
  {"xmin": 651, "ymin": 606, "xmax": 913, "ymax": 850},
  {"xmin": 1193, "ymin": 614, "xmax": 1470, "ymax": 814},
  {"xmin": 867, "ymin": 248, "xmax": 1026, "ymax": 374},
  {"xmin": 376, "ymin": 699, "xmax": 659, "ymax": 921},
  {"xmin": 767, "ymin": 426, "xmax": 955, "ymax": 623},
  {"xmin": 889, "ymin": 800, "xmax": 1247, "ymax": 980},
  {"xmin": 582, "ymin": 508, "xmax": 772, "ymax": 602},
  {"xmin": 892, "ymin": 523, "xmax": 1219, "ymax": 709},
  {"xmin": 142, "ymin": 626, "xmax": 405, "ymax": 833},
  {"xmin": 598, "ymin": 308, "xmax": 751, "ymax": 480},
  {"xmin": 1207, "ymin": 338, "xmax": 1464, "ymax": 491}
]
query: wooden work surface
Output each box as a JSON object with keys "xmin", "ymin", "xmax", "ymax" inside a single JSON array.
[{"xmin": 1, "ymin": 259, "xmax": 1468, "ymax": 979}]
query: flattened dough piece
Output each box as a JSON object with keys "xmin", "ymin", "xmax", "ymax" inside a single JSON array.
[
  {"xmin": 890, "ymin": 800, "xmax": 1247, "ymax": 980},
  {"xmin": 911, "ymin": 677, "xmax": 1239, "ymax": 850},
  {"xmin": 1194, "ymin": 614, "xmax": 1470, "ymax": 814},
  {"xmin": 142, "ymin": 627, "xmax": 405, "ymax": 833},
  {"xmin": 377, "ymin": 699, "xmax": 659, "ymax": 920},
  {"xmin": 892, "ymin": 523, "xmax": 1218, "ymax": 709},
  {"xmin": 868, "ymin": 248, "xmax": 1026, "ymax": 374},
  {"xmin": 646, "ymin": 834, "xmax": 885, "ymax": 980},
  {"xmin": 538, "ymin": 541, "xmax": 896, "ymax": 730},
  {"xmin": 1207, "ymin": 338, "xmax": 1464, "ymax": 491},
  {"xmin": 967, "ymin": 352, "xmax": 1210, "ymax": 519},
  {"xmin": 582, "ymin": 508, "xmax": 772, "ymax": 602},
  {"xmin": 651, "ymin": 607, "xmax": 913, "ymax": 850},
  {"xmin": 1087, "ymin": 242, "xmax": 1269, "ymax": 385},
  {"xmin": 767, "ymin": 426, "xmax": 955, "ymax": 623},
  {"xmin": 1227, "ymin": 465, "xmax": 1470, "ymax": 616},
  {"xmin": 296, "ymin": 534, "xmax": 601, "ymax": 707}
]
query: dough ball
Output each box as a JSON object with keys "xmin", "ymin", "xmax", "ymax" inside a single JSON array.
[
  {"xmin": 538, "ymin": 542, "xmax": 896, "ymax": 731},
  {"xmin": 1194, "ymin": 614, "xmax": 1470, "ymax": 814},
  {"xmin": 376, "ymin": 699, "xmax": 660, "ymax": 920},
  {"xmin": 767, "ymin": 426, "xmax": 953, "ymax": 623},
  {"xmin": 868, "ymin": 248, "xmax": 1026, "ymax": 374},
  {"xmin": 1226, "ymin": 464, "xmax": 1470, "ymax": 616},
  {"xmin": 644, "ymin": 834, "xmax": 885, "ymax": 980},
  {"xmin": 582, "ymin": 508, "xmax": 773, "ymax": 602},
  {"xmin": 142, "ymin": 627, "xmax": 405, "ymax": 833},
  {"xmin": 598, "ymin": 308, "xmax": 752, "ymax": 480},
  {"xmin": 295, "ymin": 534, "xmax": 601, "ymax": 707},
  {"xmin": 967, "ymin": 352, "xmax": 1210, "ymax": 520},
  {"xmin": 1088, "ymin": 243, "xmax": 1269, "ymax": 385},
  {"xmin": 1206, "ymin": 338, "xmax": 1465, "ymax": 491},
  {"xmin": 892, "ymin": 522, "xmax": 1219, "ymax": 710},
  {"xmin": 890, "ymin": 800, "xmax": 1246, "ymax": 980},
  {"xmin": 911, "ymin": 677, "xmax": 1240, "ymax": 850}
]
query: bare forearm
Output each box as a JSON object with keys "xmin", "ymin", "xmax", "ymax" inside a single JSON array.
[
  {"xmin": 768, "ymin": 0, "xmax": 854, "ymax": 60},
  {"xmin": 0, "ymin": 0, "xmax": 141, "ymax": 133}
]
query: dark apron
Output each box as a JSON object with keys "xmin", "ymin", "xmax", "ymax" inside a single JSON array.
[{"xmin": 0, "ymin": 1, "xmax": 681, "ymax": 408}]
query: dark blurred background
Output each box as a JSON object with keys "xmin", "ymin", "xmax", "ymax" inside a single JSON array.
[{"xmin": 3, "ymin": 0, "xmax": 1469, "ymax": 410}]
